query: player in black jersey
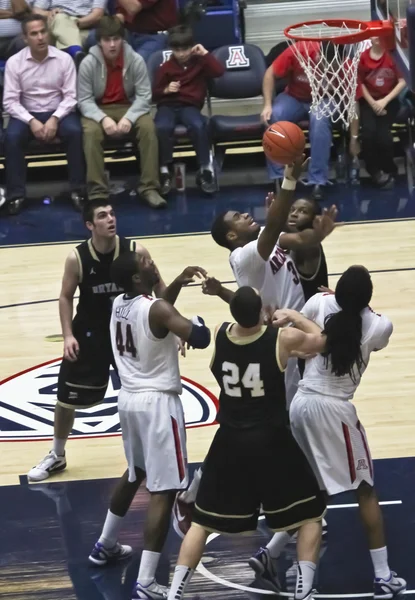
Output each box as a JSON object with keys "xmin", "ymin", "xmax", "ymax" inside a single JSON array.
[
  {"xmin": 167, "ymin": 287, "xmax": 327, "ymax": 600},
  {"xmin": 28, "ymin": 199, "xmax": 202, "ymax": 483}
]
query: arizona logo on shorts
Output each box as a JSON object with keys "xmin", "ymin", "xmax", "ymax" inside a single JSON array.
[
  {"xmin": 226, "ymin": 46, "xmax": 250, "ymax": 69},
  {"xmin": 0, "ymin": 359, "xmax": 218, "ymax": 441},
  {"xmin": 357, "ymin": 459, "xmax": 369, "ymax": 471}
]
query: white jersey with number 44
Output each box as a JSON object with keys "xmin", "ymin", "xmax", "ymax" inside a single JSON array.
[{"xmin": 110, "ymin": 294, "xmax": 182, "ymax": 395}]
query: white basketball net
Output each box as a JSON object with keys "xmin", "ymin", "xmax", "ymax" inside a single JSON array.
[{"xmin": 285, "ymin": 22, "xmax": 367, "ymax": 127}]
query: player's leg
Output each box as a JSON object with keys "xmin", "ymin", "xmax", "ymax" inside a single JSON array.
[
  {"xmin": 28, "ymin": 330, "xmax": 111, "ymax": 481},
  {"xmin": 173, "ymin": 463, "xmax": 203, "ymax": 538},
  {"xmin": 307, "ymin": 99, "xmax": 333, "ymax": 198},
  {"xmin": 133, "ymin": 392, "xmax": 189, "ymax": 599},
  {"xmin": 167, "ymin": 524, "xmax": 210, "ymax": 600}
]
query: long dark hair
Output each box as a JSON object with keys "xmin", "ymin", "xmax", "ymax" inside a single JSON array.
[{"xmin": 322, "ymin": 266, "xmax": 373, "ymax": 380}]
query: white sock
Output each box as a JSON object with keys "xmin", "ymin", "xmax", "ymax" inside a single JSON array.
[
  {"xmin": 179, "ymin": 468, "xmax": 202, "ymax": 504},
  {"xmin": 295, "ymin": 561, "xmax": 316, "ymax": 599},
  {"xmin": 266, "ymin": 531, "xmax": 292, "ymax": 559},
  {"xmin": 53, "ymin": 437, "xmax": 66, "ymax": 456},
  {"xmin": 160, "ymin": 166, "xmax": 169, "ymax": 174},
  {"xmin": 98, "ymin": 510, "xmax": 124, "ymax": 548},
  {"xmin": 370, "ymin": 546, "xmax": 391, "ymax": 580},
  {"xmin": 168, "ymin": 565, "xmax": 194, "ymax": 600},
  {"xmin": 138, "ymin": 550, "xmax": 161, "ymax": 586}
]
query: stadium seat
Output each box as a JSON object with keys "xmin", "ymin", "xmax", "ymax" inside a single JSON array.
[{"xmin": 208, "ymin": 44, "xmax": 266, "ymax": 148}]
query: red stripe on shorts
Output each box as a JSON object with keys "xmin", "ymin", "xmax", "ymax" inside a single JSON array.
[
  {"xmin": 171, "ymin": 416, "xmax": 185, "ymax": 483},
  {"xmin": 342, "ymin": 422, "xmax": 356, "ymax": 484},
  {"xmin": 357, "ymin": 421, "xmax": 373, "ymax": 479}
]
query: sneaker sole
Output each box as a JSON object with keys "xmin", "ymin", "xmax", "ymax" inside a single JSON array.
[
  {"xmin": 28, "ymin": 461, "xmax": 67, "ymax": 482},
  {"xmin": 248, "ymin": 556, "xmax": 265, "ymax": 577},
  {"xmin": 374, "ymin": 589, "xmax": 406, "ymax": 600},
  {"xmin": 89, "ymin": 550, "xmax": 133, "ymax": 567}
]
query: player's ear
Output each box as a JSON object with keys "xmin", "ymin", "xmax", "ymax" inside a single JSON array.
[
  {"xmin": 226, "ymin": 230, "xmax": 237, "ymax": 244},
  {"xmin": 85, "ymin": 221, "xmax": 94, "ymax": 233},
  {"xmin": 132, "ymin": 272, "xmax": 141, "ymax": 285}
]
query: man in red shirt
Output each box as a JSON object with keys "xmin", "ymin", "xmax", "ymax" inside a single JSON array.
[
  {"xmin": 78, "ymin": 16, "xmax": 166, "ymax": 208},
  {"xmin": 358, "ymin": 36, "xmax": 406, "ymax": 187},
  {"xmin": 116, "ymin": 0, "xmax": 178, "ymax": 62},
  {"xmin": 152, "ymin": 25, "xmax": 224, "ymax": 195},
  {"xmin": 261, "ymin": 41, "xmax": 359, "ymax": 201}
]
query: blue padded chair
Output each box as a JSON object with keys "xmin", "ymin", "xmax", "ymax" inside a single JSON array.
[{"xmin": 208, "ymin": 44, "xmax": 266, "ymax": 148}]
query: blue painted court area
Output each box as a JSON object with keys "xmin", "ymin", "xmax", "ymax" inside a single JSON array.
[{"xmin": 0, "ymin": 458, "xmax": 413, "ymax": 600}]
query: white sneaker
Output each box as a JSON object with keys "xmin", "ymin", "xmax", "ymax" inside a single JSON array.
[
  {"xmin": 89, "ymin": 541, "xmax": 133, "ymax": 566},
  {"xmin": 374, "ymin": 572, "xmax": 406, "ymax": 599},
  {"xmin": 28, "ymin": 450, "xmax": 67, "ymax": 481},
  {"xmin": 133, "ymin": 579, "xmax": 168, "ymax": 599}
]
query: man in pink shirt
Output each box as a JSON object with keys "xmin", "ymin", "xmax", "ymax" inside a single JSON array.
[{"xmin": 3, "ymin": 14, "xmax": 85, "ymax": 214}]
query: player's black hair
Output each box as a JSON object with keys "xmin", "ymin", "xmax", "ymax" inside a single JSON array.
[
  {"xmin": 230, "ymin": 286, "xmax": 262, "ymax": 328},
  {"xmin": 82, "ymin": 199, "xmax": 113, "ymax": 224},
  {"xmin": 168, "ymin": 24, "xmax": 194, "ymax": 49},
  {"xmin": 211, "ymin": 211, "xmax": 232, "ymax": 250},
  {"xmin": 322, "ymin": 266, "xmax": 373, "ymax": 381},
  {"xmin": 110, "ymin": 252, "xmax": 137, "ymax": 293}
]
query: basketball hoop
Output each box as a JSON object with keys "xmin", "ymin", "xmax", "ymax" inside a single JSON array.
[{"xmin": 283, "ymin": 19, "xmax": 395, "ymax": 127}]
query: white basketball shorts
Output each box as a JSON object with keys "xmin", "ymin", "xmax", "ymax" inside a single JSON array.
[
  {"xmin": 289, "ymin": 392, "xmax": 374, "ymax": 496},
  {"xmin": 118, "ymin": 389, "xmax": 189, "ymax": 492}
]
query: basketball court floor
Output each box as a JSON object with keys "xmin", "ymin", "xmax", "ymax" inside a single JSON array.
[{"xmin": 2, "ymin": 1, "xmax": 415, "ymax": 595}]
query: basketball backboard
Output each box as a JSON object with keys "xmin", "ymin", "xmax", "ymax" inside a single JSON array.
[{"xmin": 372, "ymin": 0, "xmax": 415, "ymax": 89}]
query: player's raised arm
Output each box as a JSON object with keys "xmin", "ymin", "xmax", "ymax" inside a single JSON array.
[
  {"xmin": 149, "ymin": 299, "xmax": 211, "ymax": 349},
  {"xmin": 162, "ymin": 266, "xmax": 208, "ymax": 305},
  {"xmin": 59, "ymin": 250, "xmax": 81, "ymax": 362},
  {"xmin": 202, "ymin": 276, "xmax": 235, "ymax": 304},
  {"xmin": 257, "ymin": 155, "xmax": 307, "ymax": 261},
  {"xmin": 278, "ymin": 205, "xmax": 338, "ymax": 251},
  {"xmin": 272, "ymin": 308, "xmax": 321, "ymax": 335},
  {"xmin": 278, "ymin": 327, "xmax": 326, "ymax": 369}
]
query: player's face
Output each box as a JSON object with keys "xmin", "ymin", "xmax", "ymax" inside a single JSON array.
[
  {"xmin": 286, "ymin": 199, "xmax": 315, "ymax": 232},
  {"xmin": 224, "ymin": 211, "xmax": 261, "ymax": 245},
  {"xmin": 137, "ymin": 254, "xmax": 160, "ymax": 288},
  {"xmin": 89, "ymin": 206, "xmax": 116, "ymax": 238}
]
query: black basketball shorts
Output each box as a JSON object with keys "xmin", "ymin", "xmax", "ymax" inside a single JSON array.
[
  {"xmin": 57, "ymin": 326, "xmax": 116, "ymax": 409},
  {"xmin": 193, "ymin": 424, "xmax": 327, "ymax": 534}
]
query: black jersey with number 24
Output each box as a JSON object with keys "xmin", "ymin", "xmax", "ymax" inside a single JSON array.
[{"xmin": 210, "ymin": 323, "xmax": 287, "ymax": 429}]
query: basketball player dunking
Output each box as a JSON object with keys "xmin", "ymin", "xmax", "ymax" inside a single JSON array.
[
  {"xmin": 88, "ymin": 251, "xmax": 211, "ymax": 600},
  {"xmin": 28, "ymin": 200, "xmax": 203, "ymax": 482},
  {"xmin": 272, "ymin": 267, "xmax": 406, "ymax": 598},
  {"xmin": 167, "ymin": 286, "xmax": 327, "ymax": 600}
]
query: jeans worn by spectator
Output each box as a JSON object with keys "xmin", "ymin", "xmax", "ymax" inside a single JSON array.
[
  {"xmin": 81, "ymin": 104, "xmax": 160, "ymax": 200},
  {"xmin": 5, "ymin": 111, "xmax": 85, "ymax": 200},
  {"xmin": 359, "ymin": 97, "xmax": 400, "ymax": 178},
  {"xmin": 267, "ymin": 92, "xmax": 333, "ymax": 186},
  {"xmin": 155, "ymin": 105, "xmax": 210, "ymax": 167},
  {"xmin": 129, "ymin": 32, "xmax": 167, "ymax": 62}
]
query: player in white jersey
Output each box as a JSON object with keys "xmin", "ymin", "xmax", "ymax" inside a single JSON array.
[
  {"xmin": 270, "ymin": 266, "xmax": 406, "ymax": 599},
  {"xmin": 88, "ymin": 251, "xmax": 211, "ymax": 600}
]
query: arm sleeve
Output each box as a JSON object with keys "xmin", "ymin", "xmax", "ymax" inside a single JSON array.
[
  {"xmin": 272, "ymin": 46, "xmax": 293, "ymax": 78},
  {"xmin": 300, "ymin": 293, "xmax": 322, "ymax": 321},
  {"xmin": 152, "ymin": 63, "xmax": 170, "ymax": 103},
  {"xmin": 123, "ymin": 55, "xmax": 152, "ymax": 123},
  {"xmin": 370, "ymin": 314, "xmax": 393, "ymax": 351},
  {"xmin": 52, "ymin": 55, "xmax": 77, "ymax": 120},
  {"xmin": 3, "ymin": 58, "xmax": 33, "ymax": 123}
]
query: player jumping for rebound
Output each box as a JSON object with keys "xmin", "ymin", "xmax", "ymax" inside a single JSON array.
[
  {"xmin": 271, "ymin": 266, "xmax": 406, "ymax": 598},
  {"xmin": 167, "ymin": 286, "xmax": 327, "ymax": 600}
]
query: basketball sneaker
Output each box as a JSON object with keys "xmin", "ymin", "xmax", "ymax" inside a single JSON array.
[
  {"xmin": 248, "ymin": 547, "xmax": 281, "ymax": 592},
  {"xmin": 28, "ymin": 450, "xmax": 67, "ymax": 481},
  {"xmin": 374, "ymin": 572, "xmax": 406, "ymax": 599},
  {"xmin": 133, "ymin": 579, "xmax": 168, "ymax": 599},
  {"xmin": 172, "ymin": 495, "xmax": 194, "ymax": 539},
  {"xmin": 88, "ymin": 541, "xmax": 133, "ymax": 566}
]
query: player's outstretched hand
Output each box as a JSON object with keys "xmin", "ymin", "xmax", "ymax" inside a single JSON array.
[
  {"xmin": 271, "ymin": 309, "xmax": 292, "ymax": 328},
  {"xmin": 64, "ymin": 335, "xmax": 79, "ymax": 362},
  {"xmin": 284, "ymin": 154, "xmax": 310, "ymax": 182},
  {"xmin": 177, "ymin": 266, "xmax": 207, "ymax": 286},
  {"xmin": 264, "ymin": 192, "xmax": 275, "ymax": 213},
  {"xmin": 313, "ymin": 204, "xmax": 338, "ymax": 239},
  {"xmin": 202, "ymin": 276, "xmax": 222, "ymax": 296}
]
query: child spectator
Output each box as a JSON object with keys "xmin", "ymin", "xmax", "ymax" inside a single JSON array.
[
  {"xmin": 152, "ymin": 25, "xmax": 224, "ymax": 195},
  {"xmin": 358, "ymin": 36, "xmax": 406, "ymax": 187}
]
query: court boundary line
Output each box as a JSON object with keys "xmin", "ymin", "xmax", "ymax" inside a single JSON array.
[
  {"xmin": 2, "ymin": 265, "xmax": 415, "ymax": 311},
  {"xmin": 1, "ymin": 217, "xmax": 414, "ymax": 249}
]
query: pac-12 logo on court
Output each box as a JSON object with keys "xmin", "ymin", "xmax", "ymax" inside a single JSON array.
[
  {"xmin": 226, "ymin": 46, "xmax": 250, "ymax": 69},
  {"xmin": 0, "ymin": 360, "xmax": 218, "ymax": 441}
]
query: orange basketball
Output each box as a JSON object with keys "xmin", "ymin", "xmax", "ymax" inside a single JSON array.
[{"xmin": 262, "ymin": 121, "xmax": 305, "ymax": 165}]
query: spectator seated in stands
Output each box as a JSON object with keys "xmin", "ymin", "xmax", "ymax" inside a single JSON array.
[
  {"xmin": 357, "ymin": 36, "xmax": 406, "ymax": 188},
  {"xmin": 261, "ymin": 41, "xmax": 346, "ymax": 201},
  {"xmin": 116, "ymin": 0, "xmax": 177, "ymax": 62},
  {"xmin": 152, "ymin": 25, "xmax": 224, "ymax": 195},
  {"xmin": 33, "ymin": 0, "xmax": 106, "ymax": 61},
  {"xmin": 0, "ymin": 0, "xmax": 33, "ymax": 60},
  {"xmin": 3, "ymin": 14, "xmax": 85, "ymax": 215},
  {"xmin": 77, "ymin": 16, "xmax": 166, "ymax": 209}
]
